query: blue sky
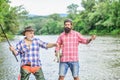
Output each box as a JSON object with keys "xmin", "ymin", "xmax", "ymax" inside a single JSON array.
[{"xmin": 10, "ymin": 0, "xmax": 83, "ymax": 16}]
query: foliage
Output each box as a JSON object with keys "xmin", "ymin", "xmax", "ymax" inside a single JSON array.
[
  {"xmin": 19, "ymin": 14, "xmax": 64, "ymax": 35},
  {"xmin": 0, "ymin": 0, "xmax": 27, "ymax": 42},
  {"xmin": 73, "ymin": 0, "xmax": 120, "ymax": 35},
  {"xmin": 18, "ymin": 0, "xmax": 120, "ymax": 36},
  {"xmin": 1, "ymin": 0, "xmax": 120, "ymax": 42},
  {"xmin": 67, "ymin": 3, "xmax": 79, "ymax": 19}
]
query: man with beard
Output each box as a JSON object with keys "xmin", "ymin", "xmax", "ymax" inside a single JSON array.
[
  {"xmin": 9, "ymin": 26, "xmax": 58, "ymax": 80},
  {"xmin": 55, "ymin": 19, "xmax": 96, "ymax": 80}
]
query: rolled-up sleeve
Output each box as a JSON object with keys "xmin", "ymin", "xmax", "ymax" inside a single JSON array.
[
  {"xmin": 39, "ymin": 39, "xmax": 48, "ymax": 49},
  {"xmin": 55, "ymin": 36, "xmax": 62, "ymax": 52},
  {"xmin": 15, "ymin": 43, "xmax": 21, "ymax": 56},
  {"xmin": 77, "ymin": 33, "xmax": 88, "ymax": 44}
]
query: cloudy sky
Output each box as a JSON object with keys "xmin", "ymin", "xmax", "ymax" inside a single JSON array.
[{"xmin": 10, "ymin": 0, "xmax": 83, "ymax": 16}]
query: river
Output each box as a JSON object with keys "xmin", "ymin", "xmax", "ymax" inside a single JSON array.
[{"xmin": 0, "ymin": 35, "xmax": 120, "ymax": 80}]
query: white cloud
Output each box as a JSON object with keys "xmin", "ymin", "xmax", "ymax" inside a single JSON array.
[{"xmin": 10, "ymin": 0, "xmax": 83, "ymax": 16}]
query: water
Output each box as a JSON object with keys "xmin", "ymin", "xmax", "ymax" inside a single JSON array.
[{"xmin": 0, "ymin": 35, "xmax": 120, "ymax": 80}]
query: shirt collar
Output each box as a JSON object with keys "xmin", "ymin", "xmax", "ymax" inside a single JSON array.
[{"xmin": 21, "ymin": 37, "xmax": 35, "ymax": 43}]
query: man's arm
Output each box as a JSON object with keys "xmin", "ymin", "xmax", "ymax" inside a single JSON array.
[
  {"xmin": 9, "ymin": 46, "xmax": 18, "ymax": 55},
  {"xmin": 46, "ymin": 43, "xmax": 57, "ymax": 48},
  {"xmin": 87, "ymin": 35, "xmax": 96, "ymax": 44}
]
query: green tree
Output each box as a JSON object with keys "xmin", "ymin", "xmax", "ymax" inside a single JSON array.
[
  {"xmin": 0, "ymin": 0, "xmax": 27, "ymax": 41},
  {"xmin": 72, "ymin": 0, "xmax": 120, "ymax": 35},
  {"xmin": 48, "ymin": 13, "xmax": 62, "ymax": 21},
  {"xmin": 67, "ymin": 3, "xmax": 79, "ymax": 19}
]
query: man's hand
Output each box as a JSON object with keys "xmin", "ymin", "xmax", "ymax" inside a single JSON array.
[
  {"xmin": 9, "ymin": 46, "xmax": 17, "ymax": 55},
  {"xmin": 56, "ymin": 43, "xmax": 60, "ymax": 48},
  {"xmin": 47, "ymin": 43, "xmax": 59, "ymax": 48},
  {"xmin": 9, "ymin": 46, "xmax": 15, "ymax": 52},
  {"xmin": 87, "ymin": 35, "xmax": 96, "ymax": 44},
  {"xmin": 54, "ymin": 51, "xmax": 62, "ymax": 63},
  {"xmin": 91, "ymin": 35, "xmax": 96, "ymax": 40}
]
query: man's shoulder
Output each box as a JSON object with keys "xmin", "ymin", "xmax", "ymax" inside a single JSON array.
[
  {"xmin": 72, "ymin": 30, "xmax": 80, "ymax": 34},
  {"xmin": 59, "ymin": 30, "xmax": 80, "ymax": 35},
  {"xmin": 33, "ymin": 37, "xmax": 39, "ymax": 40},
  {"xmin": 17, "ymin": 40, "xmax": 23, "ymax": 45},
  {"xmin": 33, "ymin": 37, "xmax": 44, "ymax": 42},
  {"xmin": 59, "ymin": 32, "xmax": 65, "ymax": 36},
  {"xmin": 32, "ymin": 37, "xmax": 41, "ymax": 42}
]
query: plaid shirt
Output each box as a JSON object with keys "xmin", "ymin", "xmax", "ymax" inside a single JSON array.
[
  {"xmin": 55, "ymin": 30, "xmax": 88, "ymax": 62},
  {"xmin": 16, "ymin": 37, "xmax": 48, "ymax": 67}
]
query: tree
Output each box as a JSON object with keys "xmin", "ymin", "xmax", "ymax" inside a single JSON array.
[
  {"xmin": 73, "ymin": 0, "xmax": 120, "ymax": 35},
  {"xmin": 0, "ymin": 0, "xmax": 27, "ymax": 41},
  {"xmin": 48, "ymin": 13, "xmax": 62, "ymax": 21},
  {"xmin": 67, "ymin": 3, "xmax": 79, "ymax": 19}
]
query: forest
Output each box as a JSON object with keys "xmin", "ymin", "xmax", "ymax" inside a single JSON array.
[{"xmin": 0, "ymin": 0, "xmax": 120, "ymax": 42}]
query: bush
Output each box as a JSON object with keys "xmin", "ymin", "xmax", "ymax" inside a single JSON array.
[
  {"xmin": 89, "ymin": 30, "xmax": 97, "ymax": 35},
  {"xmin": 111, "ymin": 29, "xmax": 120, "ymax": 35}
]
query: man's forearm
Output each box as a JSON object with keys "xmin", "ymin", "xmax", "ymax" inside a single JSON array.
[
  {"xmin": 87, "ymin": 35, "xmax": 96, "ymax": 44},
  {"xmin": 9, "ymin": 46, "xmax": 18, "ymax": 56},
  {"xmin": 87, "ymin": 38, "xmax": 92, "ymax": 44},
  {"xmin": 12, "ymin": 50, "xmax": 18, "ymax": 56},
  {"xmin": 47, "ymin": 43, "xmax": 57, "ymax": 48}
]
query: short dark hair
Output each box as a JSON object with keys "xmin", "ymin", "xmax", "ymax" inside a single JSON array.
[{"xmin": 64, "ymin": 19, "xmax": 73, "ymax": 25}]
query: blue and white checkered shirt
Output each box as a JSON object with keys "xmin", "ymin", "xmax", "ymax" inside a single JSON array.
[{"xmin": 15, "ymin": 37, "xmax": 48, "ymax": 67}]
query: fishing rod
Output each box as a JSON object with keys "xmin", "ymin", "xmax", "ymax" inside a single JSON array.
[{"xmin": 0, "ymin": 24, "xmax": 18, "ymax": 62}]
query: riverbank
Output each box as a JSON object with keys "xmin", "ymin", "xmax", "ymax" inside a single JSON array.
[{"xmin": 0, "ymin": 35, "xmax": 120, "ymax": 80}]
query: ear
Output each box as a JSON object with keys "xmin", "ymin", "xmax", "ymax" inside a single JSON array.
[{"xmin": 71, "ymin": 26, "xmax": 73, "ymax": 29}]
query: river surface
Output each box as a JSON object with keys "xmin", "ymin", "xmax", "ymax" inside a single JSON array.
[{"xmin": 0, "ymin": 35, "xmax": 120, "ymax": 80}]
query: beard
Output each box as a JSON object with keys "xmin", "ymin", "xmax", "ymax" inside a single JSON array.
[
  {"xmin": 64, "ymin": 27, "xmax": 71, "ymax": 33},
  {"xmin": 26, "ymin": 37, "xmax": 34, "ymax": 41}
]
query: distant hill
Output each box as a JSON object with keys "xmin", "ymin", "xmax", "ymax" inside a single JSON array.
[
  {"xmin": 27, "ymin": 14, "xmax": 43, "ymax": 17},
  {"xmin": 59, "ymin": 13, "xmax": 68, "ymax": 17},
  {"xmin": 27, "ymin": 13, "xmax": 67, "ymax": 17}
]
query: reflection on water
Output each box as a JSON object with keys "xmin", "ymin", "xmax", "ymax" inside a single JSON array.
[{"xmin": 0, "ymin": 35, "xmax": 120, "ymax": 80}]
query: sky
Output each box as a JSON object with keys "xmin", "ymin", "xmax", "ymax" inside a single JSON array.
[{"xmin": 10, "ymin": 0, "xmax": 83, "ymax": 16}]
